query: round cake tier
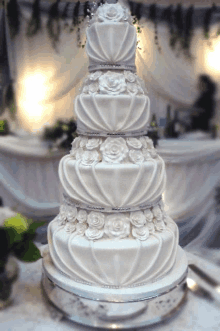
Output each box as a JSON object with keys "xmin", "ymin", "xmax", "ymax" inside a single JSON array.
[
  {"xmin": 75, "ymin": 94, "xmax": 149, "ymax": 135},
  {"xmin": 59, "ymin": 154, "xmax": 166, "ymax": 209},
  {"xmin": 48, "ymin": 217, "xmax": 178, "ymax": 288},
  {"xmin": 86, "ymin": 22, "xmax": 136, "ymax": 71}
]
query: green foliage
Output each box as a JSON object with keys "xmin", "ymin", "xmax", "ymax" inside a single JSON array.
[
  {"xmin": 0, "ymin": 216, "xmax": 46, "ymax": 273},
  {"xmin": 4, "ymin": 213, "xmax": 29, "ymax": 234},
  {"xmin": 13, "ymin": 240, "xmax": 41, "ymax": 262},
  {"xmin": 26, "ymin": 0, "xmax": 41, "ymax": 38},
  {"xmin": 42, "ymin": 118, "xmax": 77, "ymax": 150},
  {"xmin": 0, "ymin": 120, "xmax": 10, "ymax": 136}
]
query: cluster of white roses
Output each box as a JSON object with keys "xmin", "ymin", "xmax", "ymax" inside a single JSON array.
[
  {"xmin": 57, "ymin": 201, "xmax": 168, "ymax": 241},
  {"xmin": 81, "ymin": 71, "xmax": 145, "ymax": 96},
  {"xmin": 58, "ymin": 205, "xmax": 88, "ymax": 236},
  {"xmin": 70, "ymin": 136, "xmax": 157, "ymax": 165},
  {"xmin": 96, "ymin": 3, "xmax": 132, "ymax": 24}
]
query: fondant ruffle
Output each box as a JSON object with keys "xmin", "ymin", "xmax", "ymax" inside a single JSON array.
[
  {"xmin": 48, "ymin": 218, "xmax": 178, "ymax": 287},
  {"xmin": 75, "ymin": 94, "xmax": 150, "ymax": 134},
  {"xmin": 59, "ymin": 155, "xmax": 166, "ymax": 209},
  {"xmin": 86, "ymin": 23, "xmax": 136, "ymax": 68}
]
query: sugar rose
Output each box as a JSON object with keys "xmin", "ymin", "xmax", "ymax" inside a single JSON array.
[
  {"xmin": 105, "ymin": 214, "xmax": 130, "ymax": 239},
  {"xmin": 86, "ymin": 138, "xmax": 102, "ymax": 150},
  {"xmin": 88, "ymin": 82, "xmax": 99, "ymax": 94},
  {"xmin": 152, "ymin": 206, "xmax": 163, "ymax": 221},
  {"xmin": 99, "ymin": 72, "xmax": 126, "ymax": 95},
  {"xmin": 65, "ymin": 222, "xmax": 76, "ymax": 233},
  {"xmin": 66, "ymin": 206, "xmax": 77, "ymax": 223},
  {"xmin": 77, "ymin": 210, "xmax": 87, "ymax": 223},
  {"xmin": 100, "ymin": 137, "xmax": 128, "ymax": 163},
  {"xmin": 85, "ymin": 228, "xmax": 104, "ymax": 240},
  {"xmin": 132, "ymin": 226, "xmax": 149, "ymax": 241},
  {"xmin": 127, "ymin": 82, "xmax": 139, "ymax": 95},
  {"xmin": 87, "ymin": 211, "xmax": 105, "ymax": 229},
  {"xmin": 80, "ymin": 150, "xmax": 100, "ymax": 166},
  {"xmin": 144, "ymin": 209, "xmax": 153, "ymax": 222},
  {"xmin": 98, "ymin": 3, "xmax": 126, "ymax": 22},
  {"xmin": 90, "ymin": 71, "xmax": 102, "ymax": 81},
  {"xmin": 129, "ymin": 150, "xmax": 144, "ymax": 164},
  {"xmin": 126, "ymin": 138, "xmax": 142, "ymax": 149},
  {"xmin": 76, "ymin": 223, "xmax": 88, "ymax": 236},
  {"xmin": 124, "ymin": 71, "xmax": 136, "ymax": 83},
  {"xmin": 130, "ymin": 211, "xmax": 146, "ymax": 228},
  {"xmin": 154, "ymin": 220, "xmax": 166, "ymax": 232}
]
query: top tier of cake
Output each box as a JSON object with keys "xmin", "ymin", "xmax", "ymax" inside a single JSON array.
[{"xmin": 86, "ymin": 3, "xmax": 137, "ymax": 72}]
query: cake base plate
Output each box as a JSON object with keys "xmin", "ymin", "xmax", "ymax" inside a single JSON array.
[{"xmin": 41, "ymin": 247, "xmax": 188, "ymax": 329}]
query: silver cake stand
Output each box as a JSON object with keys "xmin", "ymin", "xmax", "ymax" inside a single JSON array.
[{"xmin": 41, "ymin": 246, "xmax": 188, "ymax": 329}]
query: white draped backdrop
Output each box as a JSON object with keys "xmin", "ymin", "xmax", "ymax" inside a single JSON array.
[
  {"xmin": 1, "ymin": 1, "xmax": 220, "ymax": 248},
  {"xmin": 3, "ymin": 1, "xmax": 220, "ymax": 132}
]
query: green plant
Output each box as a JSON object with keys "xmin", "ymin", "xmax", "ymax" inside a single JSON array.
[
  {"xmin": 26, "ymin": 0, "xmax": 41, "ymax": 38},
  {"xmin": 203, "ymin": 4, "xmax": 217, "ymax": 39},
  {"xmin": 42, "ymin": 118, "xmax": 77, "ymax": 150},
  {"xmin": 0, "ymin": 214, "xmax": 45, "ymax": 274},
  {"xmin": 0, "ymin": 120, "xmax": 10, "ymax": 136}
]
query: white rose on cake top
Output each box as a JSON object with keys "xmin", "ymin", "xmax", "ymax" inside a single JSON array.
[{"xmin": 97, "ymin": 3, "xmax": 129, "ymax": 23}]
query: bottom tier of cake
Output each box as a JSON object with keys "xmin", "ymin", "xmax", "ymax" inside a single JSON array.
[
  {"xmin": 42, "ymin": 245, "xmax": 187, "ymax": 328},
  {"xmin": 48, "ymin": 216, "xmax": 179, "ymax": 288}
]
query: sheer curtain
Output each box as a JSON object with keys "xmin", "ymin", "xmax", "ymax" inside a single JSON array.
[
  {"xmin": 5, "ymin": 1, "xmax": 89, "ymax": 133},
  {"xmin": 136, "ymin": 19, "xmax": 220, "ymax": 122},
  {"xmin": 4, "ymin": 2, "xmax": 220, "ymax": 129}
]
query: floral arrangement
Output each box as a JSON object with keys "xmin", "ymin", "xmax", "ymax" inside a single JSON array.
[
  {"xmin": 0, "ymin": 120, "xmax": 10, "ymax": 136},
  {"xmin": 0, "ymin": 213, "xmax": 45, "ymax": 272},
  {"xmin": 0, "ymin": 212, "xmax": 45, "ymax": 303},
  {"xmin": 55, "ymin": 200, "xmax": 168, "ymax": 241},
  {"xmin": 42, "ymin": 119, "xmax": 77, "ymax": 151},
  {"xmin": 70, "ymin": 136, "xmax": 157, "ymax": 166}
]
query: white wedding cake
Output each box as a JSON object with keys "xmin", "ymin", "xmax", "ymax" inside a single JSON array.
[{"xmin": 46, "ymin": 1, "xmax": 187, "ymax": 295}]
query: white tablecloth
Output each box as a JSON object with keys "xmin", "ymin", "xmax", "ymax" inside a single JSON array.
[
  {"xmin": 0, "ymin": 135, "xmax": 65, "ymax": 218},
  {"xmin": 1, "ymin": 250, "xmax": 220, "ymax": 331},
  {"xmin": 157, "ymin": 138, "xmax": 220, "ymax": 248}
]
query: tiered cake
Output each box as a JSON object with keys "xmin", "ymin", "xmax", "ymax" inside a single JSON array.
[{"xmin": 43, "ymin": 2, "xmax": 187, "ymax": 327}]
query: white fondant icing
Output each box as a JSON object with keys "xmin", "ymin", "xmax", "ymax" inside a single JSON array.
[
  {"xmin": 86, "ymin": 22, "xmax": 136, "ymax": 69},
  {"xmin": 59, "ymin": 155, "xmax": 166, "ymax": 209},
  {"xmin": 75, "ymin": 94, "xmax": 150, "ymax": 134},
  {"xmin": 48, "ymin": 218, "xmax": 178, "ymax": 287}
]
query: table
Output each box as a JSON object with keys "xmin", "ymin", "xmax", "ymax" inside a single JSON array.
[
  {"xmin": 157, "ymin": 138, "xmax": 220, "ymax": 248},
  {"xmin": 0, "ymin": 135, "xmax": 65, "ymax": 218},
  {"xmin": 1, "ymin": 249, "xmax": 220, "ymax": 331}
]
